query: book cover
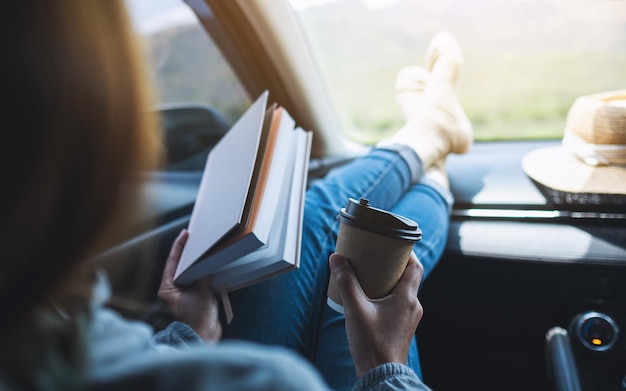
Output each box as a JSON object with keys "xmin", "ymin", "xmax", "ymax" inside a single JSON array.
[
  {"xmin": 173, "ymin": 91, "xmax": 312, "ymax": 290},
  {"xmin": 174, "ymin": 92, "xmax": 268, "ymax": 279}
]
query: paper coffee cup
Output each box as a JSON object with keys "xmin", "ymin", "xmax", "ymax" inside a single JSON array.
[{"xmin": 327, "ymin": 198, "xmax": 421, "ymax": 314}]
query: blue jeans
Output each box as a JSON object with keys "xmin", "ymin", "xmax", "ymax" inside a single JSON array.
[{"xmin": 221, "ymin": 148, "xmax": 452, "ymax": 390}]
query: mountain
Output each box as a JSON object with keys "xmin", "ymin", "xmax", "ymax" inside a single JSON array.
[{"xmin": 141, "ymin": 24, "xmax": 249, "ymax": 124}]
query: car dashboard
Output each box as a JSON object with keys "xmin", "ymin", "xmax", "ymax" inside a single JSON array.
[{"xmin": 419, "ymin": 140, "xmax": 626, "ymax": 390}]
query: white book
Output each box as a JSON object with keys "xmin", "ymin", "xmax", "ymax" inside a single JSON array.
[
  {"xmin": 175, "ymin": 92, "xmax": 269, "ymax": 280},
  {"xmin": 211, "ymin": 127, "xmax": 312, "ymax": 292},
  {"xmin": 173, "ymin": 91, "xmax": 312, "ymax": 289}
]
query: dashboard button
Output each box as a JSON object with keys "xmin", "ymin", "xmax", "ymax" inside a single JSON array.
[{"xmin": 573, "ymin": 311, "xmax": 619, "ymax": 352}]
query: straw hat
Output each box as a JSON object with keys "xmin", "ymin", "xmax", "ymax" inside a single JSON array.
[{"xmin": 522, "ymin": 90, "xmax": 626, "ymax": 209}]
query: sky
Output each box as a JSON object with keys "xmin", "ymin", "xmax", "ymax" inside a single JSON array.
[{"xmin": 125, "ymin": 0, "xmax": 626, "ymax": 34}]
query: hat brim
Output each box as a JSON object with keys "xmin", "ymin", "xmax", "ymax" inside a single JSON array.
[{"xmin": 522, "ymin": 146, "xmax": 626, "ymax": 195}]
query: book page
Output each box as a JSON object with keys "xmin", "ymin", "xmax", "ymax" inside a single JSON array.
[
  {"xmin": 211, "ymin": 128, "xmax": 312, "ymax": 291},
  {"xmin": 239, "ymin": 103, "xmax": 276, "ymax": 229},
  {"xmin": 248, "ymin": 108, "xmax": 296, "ymax": 243}
]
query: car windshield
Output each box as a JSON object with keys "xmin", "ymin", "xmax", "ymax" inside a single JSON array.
[{"xmin": 288, "ymin": 0, "xmax": 626, "ymax": 143}]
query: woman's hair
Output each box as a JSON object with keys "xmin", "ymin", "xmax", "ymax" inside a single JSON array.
[{"xmin": 0, "ymin": 0, "xmax": 160, "ymax": 386}]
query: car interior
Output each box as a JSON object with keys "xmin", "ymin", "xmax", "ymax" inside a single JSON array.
[{"xmin": 99, "ymin": 1, "xmax": 626, "ymax": 390}]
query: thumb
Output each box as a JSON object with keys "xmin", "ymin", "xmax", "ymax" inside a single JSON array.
[{"xmin": 329, "ymin": 253, "xmax": 366, "ymax": 310}]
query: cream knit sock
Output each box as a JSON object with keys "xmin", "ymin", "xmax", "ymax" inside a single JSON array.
[{"xmin": 379, "ymin": 31, "xmax": 473, "ymax": 178}]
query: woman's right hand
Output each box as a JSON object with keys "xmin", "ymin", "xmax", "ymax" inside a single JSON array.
[{"xmin": 328, "ymin": 252, "xmax": 424, "ymax": 378}]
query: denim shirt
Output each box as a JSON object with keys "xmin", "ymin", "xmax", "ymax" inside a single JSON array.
[{"xmin": 85, "ymin": 307, "xmax": 431, "ymax": 391}]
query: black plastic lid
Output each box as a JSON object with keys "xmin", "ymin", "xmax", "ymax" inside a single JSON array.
[{"xmin": 337, "ymin": 198, "xmax": 422, "ymax": 241}]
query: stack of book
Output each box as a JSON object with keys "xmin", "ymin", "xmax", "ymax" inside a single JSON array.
[{"xmin": 174, "ymin": 91, "xmax": 312, "ymax": 293}]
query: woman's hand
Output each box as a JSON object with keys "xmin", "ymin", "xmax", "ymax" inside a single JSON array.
[
  {"xmin": 329, "ymin": 251, "xmax": 424, "ymax": 377},
  {"xmin": 158, "ymin": 229, "xmax": 222, "ymax": 343}
]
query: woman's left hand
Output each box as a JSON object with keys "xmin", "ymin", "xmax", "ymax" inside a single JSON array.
[{"xmin": 158, "ymin": 229, "xmax": 222, "ymax": 343}]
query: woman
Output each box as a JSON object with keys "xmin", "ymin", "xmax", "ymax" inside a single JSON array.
[
  {"xmin": 1, "ymin": 2, "xmax": 159, "ymax": 389},
  {"xmin": 0, "ymin": 1, "xmax": 471, "ymax": 390}
]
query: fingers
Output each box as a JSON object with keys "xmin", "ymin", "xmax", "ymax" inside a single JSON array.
[
  {"xmin": 192, "ymin": 274, "xmax": 213, "ymax": 296},
  {"xmin": 393, "ymin": 252, "xmax": 424, "ymax": 298},
  {"xmin": 392, "ymin": 253, "xmax": 424, "ymax": 328},
  {"xmin": 160, "ymin": 229, "xmax": 189, "ymax": 287},
  {"xmin": 329, "ymin": 253, "xmax": 366, "ymax": 310}
]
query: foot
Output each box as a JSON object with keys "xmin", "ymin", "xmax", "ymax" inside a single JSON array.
[
  {"xmin": 424, "ymin": 31, "xmax": 472, "ymax": 156},
  {"xmin": 381, "ymin": 31, "xmax": 473, "ymax": 170},
  {"xmin": 395, "ymin": 65, "xmax": 431, "ymax": 120},
  {"xmin": 425, "ymin": 31, "xmax": 463, "ymax": 94}
]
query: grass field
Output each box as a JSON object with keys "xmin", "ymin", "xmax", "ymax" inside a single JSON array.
[{"xmin": 317, "ymin": 50, "xmax": 626, "ymax": 144}]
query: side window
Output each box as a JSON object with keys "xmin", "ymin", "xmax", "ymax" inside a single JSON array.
[{"xmin": 126, "ymin": 0, "xmax": 250, "ymax": 170}]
